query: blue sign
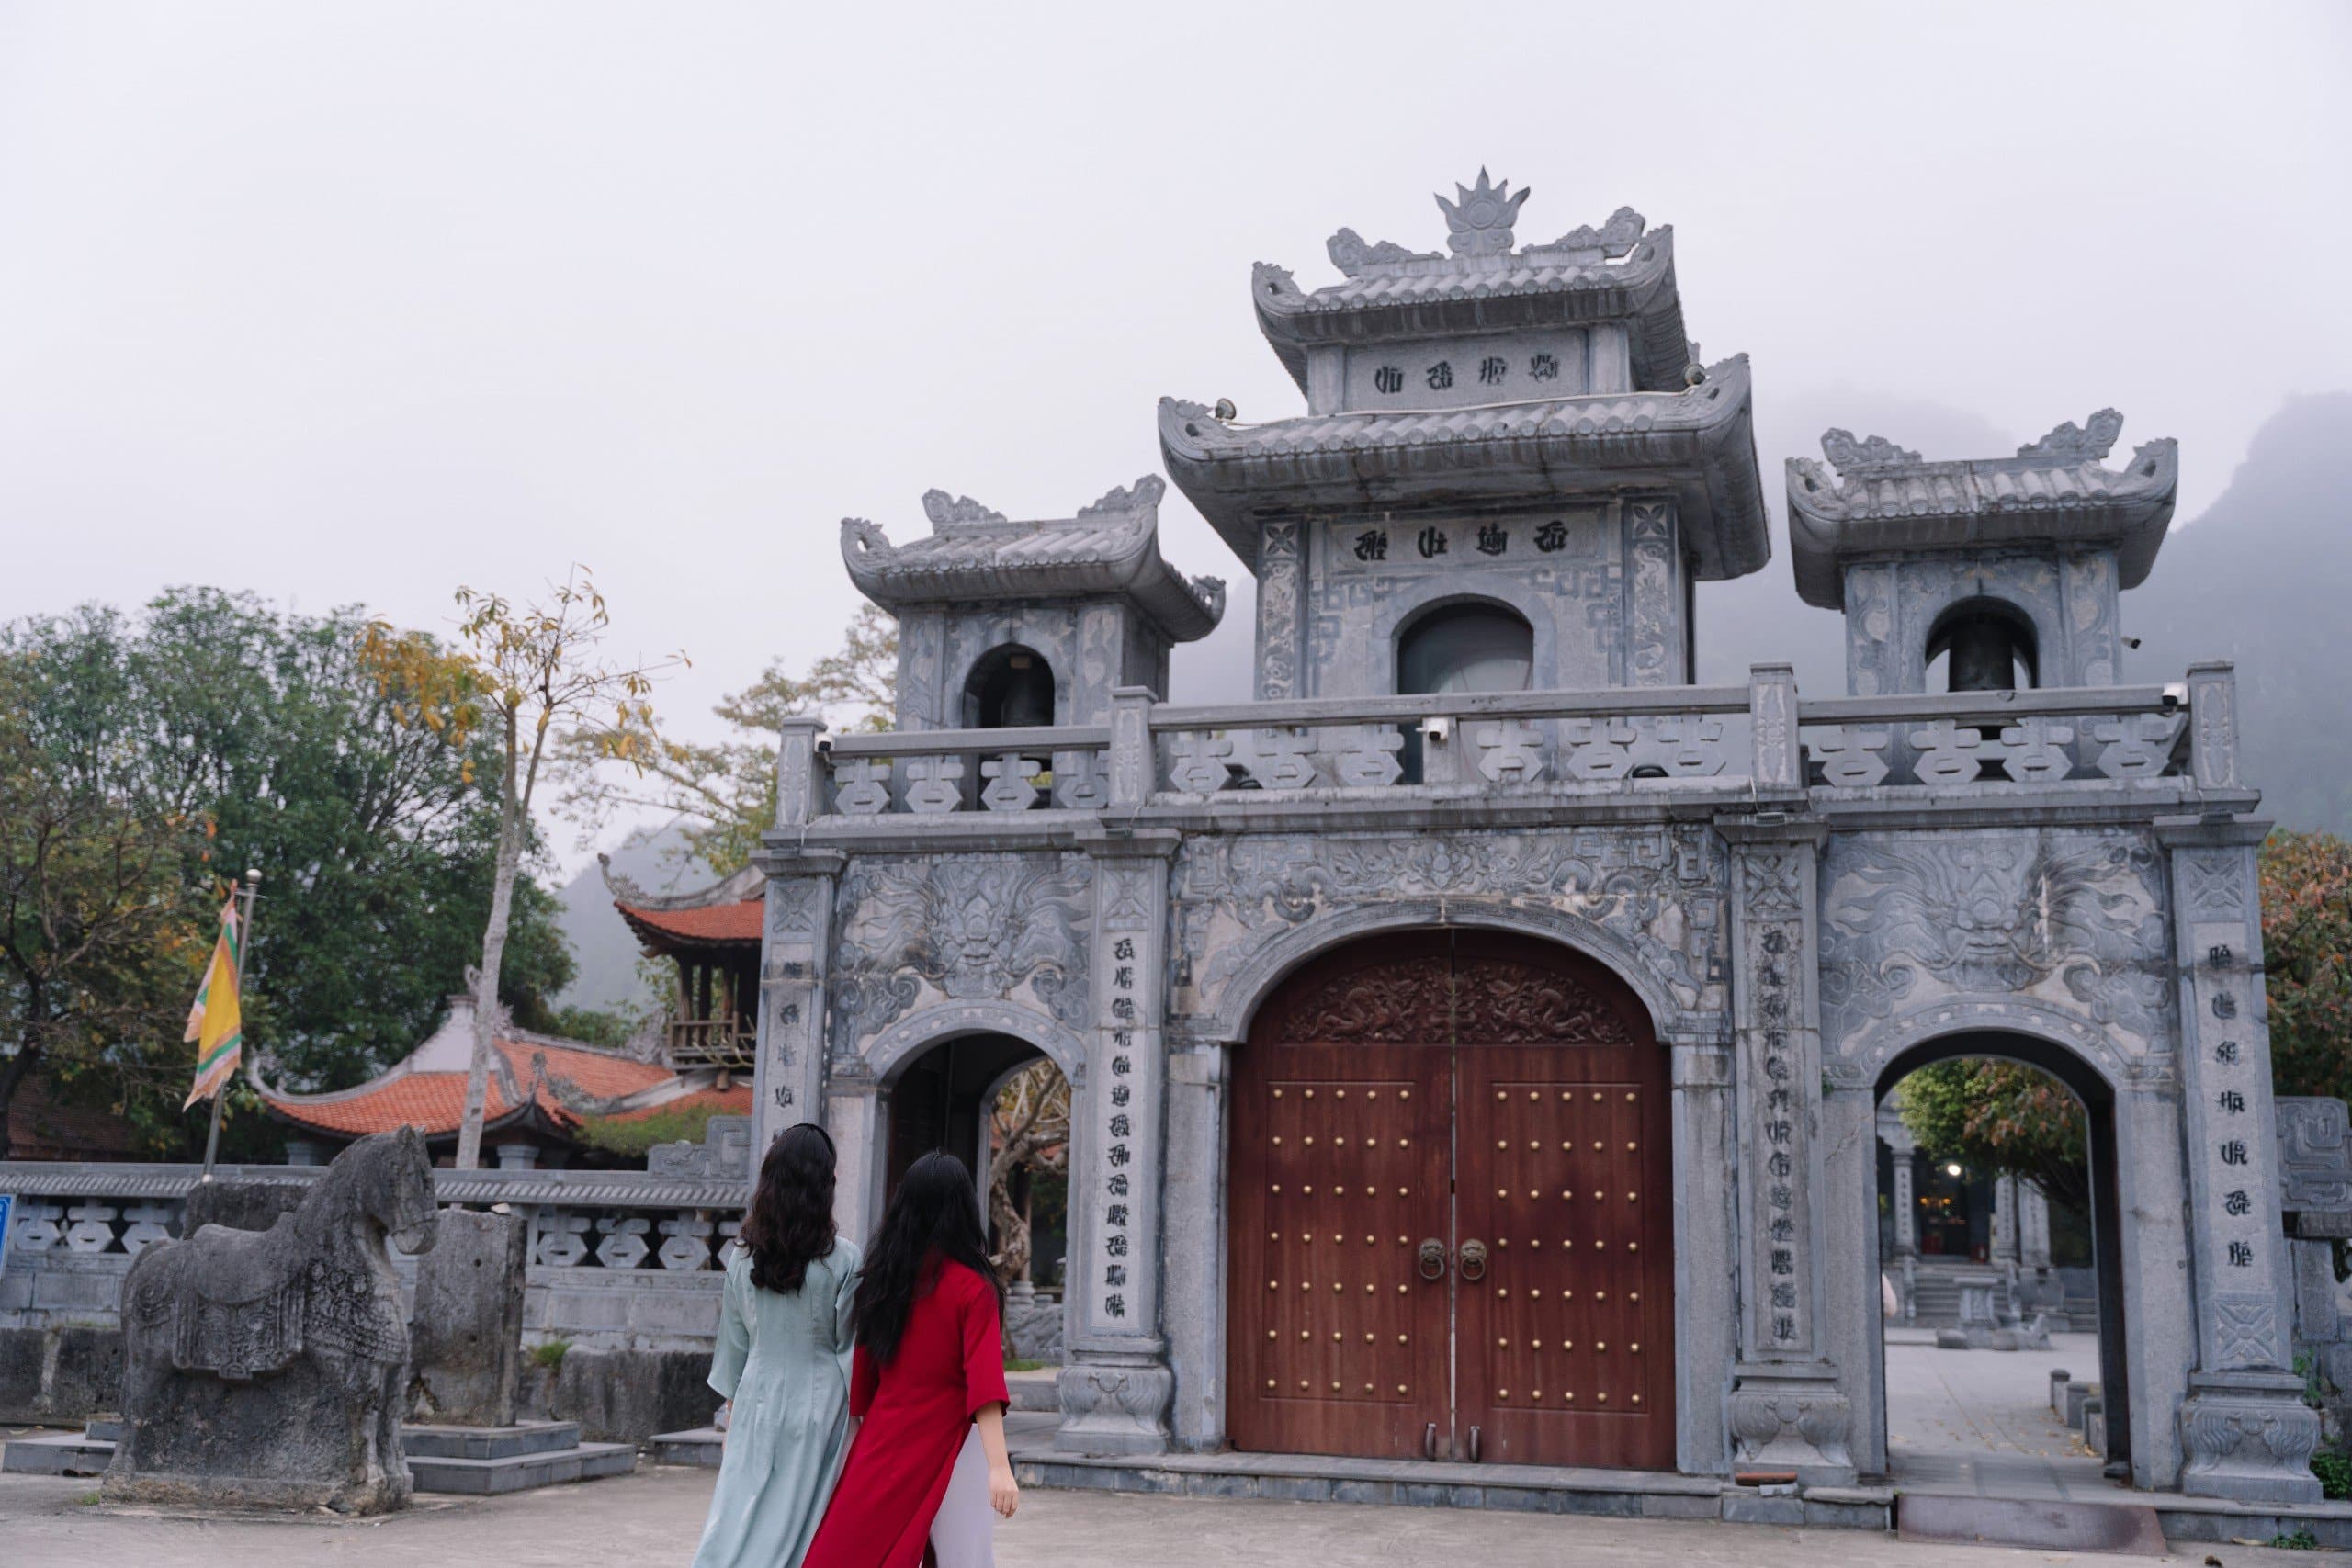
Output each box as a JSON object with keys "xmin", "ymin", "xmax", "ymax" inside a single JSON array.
[{"xmin": 0, "ymin": 1192, "xmax": 14, "ymax": 1284}]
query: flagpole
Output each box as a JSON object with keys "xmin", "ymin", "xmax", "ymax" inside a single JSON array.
[{"xmin": 199, "ymin": 871, "xmax": 262, "ymax": 1183}]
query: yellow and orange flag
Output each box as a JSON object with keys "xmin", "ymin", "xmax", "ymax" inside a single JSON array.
[{"xmin": 182, "ymin": 887, "xmax": 244, "ymax": 1109}]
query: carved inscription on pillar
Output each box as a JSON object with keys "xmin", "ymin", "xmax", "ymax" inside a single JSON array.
[{"xmin": 1736, "ymin": 841, "xmax": 1814, "ymax": 1356}]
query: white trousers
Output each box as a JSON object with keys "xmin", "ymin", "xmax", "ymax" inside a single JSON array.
[{"xmin": 929, "ymin": 1426, "xmax": 994, "ymax": 1568}]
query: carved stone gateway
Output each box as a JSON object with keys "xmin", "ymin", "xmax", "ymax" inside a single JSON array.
[{"xmin": 107, "ymin": 1128, "xmax": 439, "ymax": 1513}]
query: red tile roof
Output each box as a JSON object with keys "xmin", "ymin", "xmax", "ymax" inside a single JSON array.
[
  {"xmin": 617, "ymin": 898, "xmax": 763, "ymax": 945},
  {"xmin": 264, "ymin": 1040, "xmax": 748, "ymax": 1140}
]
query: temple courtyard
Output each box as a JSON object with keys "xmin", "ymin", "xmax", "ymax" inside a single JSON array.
[
  {"xmin": 0, "ymin": 1465, "xmax": 2328, "ymax": 1566},
  {"xmin": 0, "ymin": 1337, "xmax": 2338, "ymax": 1564}
]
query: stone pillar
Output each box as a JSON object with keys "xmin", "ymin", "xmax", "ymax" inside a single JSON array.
[
  {"xmin": 1720, "ymin": 818, "xmax": 1855, "ymax": 1484},
  {"xmin": 1057, "ymin": 825, "xmax": 1182, "ymax": 1454},
  {"xmin": 1252, "ymin": 522, "xmax": 1306, "ymax": 701},
  {"xmin": 1889, "ymin": 1145, "xmax": 1918, "ymax": 1259},
  {"xmin": 1992, "ymin": 1173, "xmax": 2018, "ymax": 1269},
  {"xmin": 756, "ymin": 714, "xmax": 844, "ymax": 1161},
  {"xmin": 1670, "ymin": 1043, "xmax": 1739, "ymax": 1474},
  {"xmin": 2158, "ymin": 816, "xmax": 2322, "ymax": 1502},
  {"xmin": 1623, "ymin": 499, "xmax": 1683, "ymax": 686},
  {"xmin": 2020, "ymin": 1183, "xmax": 2052, "ymax": 1272},
  {"xmin": 492, "ymin": 1141, "xmax": 537, "ymax": 1172},
  {"xmin": 824, "ymin": 1066, "xmax": 885, "ymax": 1246},
  {"xmin": 408, "ymin": 1210, "xmax": 527, "ymax": 1427}
]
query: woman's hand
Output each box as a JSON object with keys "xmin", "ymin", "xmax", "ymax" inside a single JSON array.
[{"xmin": 989, "ymin": 1462, "xmax": 1020, "ymax": 1519}]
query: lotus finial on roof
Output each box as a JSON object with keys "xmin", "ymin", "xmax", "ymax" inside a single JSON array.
[
  {"xmin": 1819, "ymin": 429, "xmax": 1924, "ymax": 476},
  {"xmin": 1434, "ymin": 168, "xmax": 1529, "ymax": 257},
  {"xmin": 2016, "ymin": 409, "xmax": 2126, "ymax": 462},
  {"xmin": 920, "ymin": 490, "xmax": 1008, "ymax": 533}
]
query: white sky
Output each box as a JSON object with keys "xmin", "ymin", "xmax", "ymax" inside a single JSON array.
[{"xmin": 4, "ymin": 2, "xmax": 2347, "ymax": 867}]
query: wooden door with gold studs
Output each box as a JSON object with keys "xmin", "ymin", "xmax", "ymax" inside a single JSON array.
[
  {"xmin": 1227, "ymin": 933, "xmax": 1453, "ymax": 1459},
  {"xmin": 1228, "ymin": 929, "xmax": 1672, "ymax": 1469},
  {"xmin": 1451, "ymin": 932, "xmax": 1675, "ymax": 1469}
]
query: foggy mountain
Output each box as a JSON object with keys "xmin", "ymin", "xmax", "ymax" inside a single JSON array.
[{"xmin": 2130, "ymin": 393, "xmax": 2352, "ymax": 834}]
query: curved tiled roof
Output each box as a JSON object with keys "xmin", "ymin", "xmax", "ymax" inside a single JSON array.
[
  {"xmin": 1252, "ymin": 226, "xmax": 1690, "ymax": 395},
  {"xmin": 259, "ymin": 1000, "xmax": 749, "ymax": 1143},
  {"xmin": 839, "ymin": 476, "xmax": 1225, "ymax": 643},
  {"xmin": 1159, "ymin": 355, "xmax": 1770, "ymax": 580},
  {"xmin": 1784, "ymin": 412, "xmax": 2178, "ymax": 608},
  {"xmin": 617, "ymin": 897, "xmax": 763, "ymax": 947}
]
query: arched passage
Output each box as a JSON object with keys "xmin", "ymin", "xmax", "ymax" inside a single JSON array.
[
  {"xmin": 1871, "ymin": 1031, "xmax": 2129, "ymax": 1474},
  {"xmin": 1227, "ymin": 928, "xmax": 1672, "ymax": 1470}
]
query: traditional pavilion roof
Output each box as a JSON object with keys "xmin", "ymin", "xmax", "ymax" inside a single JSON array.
[
  {"xmin": 1159, "ymin": 355, "xmax": 1770, "ymax": 579},
  {"xmin": 1784, "ymin": 410, "xmax": 2179, "ymax": 609},
  {"xmin": 839, "ymin": 476, "xmax": 1226, "ymax": 643},
  {"xmin": 256, "ymin": 996, "xmax": 748, "ymax": 1144},
  {"xmin": 602, "ymin": 856, "xmax": 764, "ymax": 952},
  {"xmin": 1252, "ymin": 175, "xmax": 1691, "ymax": 395}
]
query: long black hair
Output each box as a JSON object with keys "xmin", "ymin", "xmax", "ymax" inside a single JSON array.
[
  {"xmin": 740, "ymin": 1123, "xmax": 838, "ymax": 1293},
  {"xmin": 852, "ymin": 1150, "xmax": 1002, "ymax": 1366}
]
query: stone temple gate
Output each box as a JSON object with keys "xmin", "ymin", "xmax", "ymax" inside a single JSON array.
[{"xmin": 748, "ymin": 173, "xmax": 2317, "ymax": 1502}]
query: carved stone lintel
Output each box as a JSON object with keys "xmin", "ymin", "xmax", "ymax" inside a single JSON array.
[
  {"xmin": 1053, "ymin": 1352, "xmax": 1173, "ymax": 1456},
  {"xmin": 1726, "ymin": 1362, "xmax": 1855, "ymax": 1485},
  {"xmin": 2178, "ymin": 1371, "xmax": 2323, "ymax": 1503}
]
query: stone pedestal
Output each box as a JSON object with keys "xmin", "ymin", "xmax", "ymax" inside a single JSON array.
[
  {"xmin": 2180, "ymin": 1371, "xmax": 2324, "ymax": 1504},
  {"xmin": 408, "ymin": 1210, "xmax": 527, "ymax": 1428},
  {"xmin": 1725, "ymin": 1361, "xmax": 1854, "ymax": 1485}
]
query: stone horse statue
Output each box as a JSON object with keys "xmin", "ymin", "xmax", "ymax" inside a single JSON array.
[{"xmin": 106, "ymin": 1126, "xmax": 439, "ymax": 1513}]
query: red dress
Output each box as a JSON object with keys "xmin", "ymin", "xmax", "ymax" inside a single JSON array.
[{"xmin": 803, "ymin": 1259, "xmax": 1010, "ymax": 1568}]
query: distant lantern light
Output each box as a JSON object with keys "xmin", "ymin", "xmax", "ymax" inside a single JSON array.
[{"xmin": 1945, "ymin": 1163, "xmax": 1963, "ymax": 1178}]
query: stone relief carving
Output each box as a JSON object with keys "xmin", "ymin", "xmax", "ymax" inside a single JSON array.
[
  {"xmin": 1529, "ymin": 205, "xmax": 1646, "ymax": 264},
  {"xmin": 1625, "ymin": 501, "xmax": 1678, "ymax": 686},
  {"xmin": 1255, "ymin": 520, "xmax": 1301, "ymax": 700},
  {"xmin": 1818, "ymin": 831, "xmax": 2170, "ymax": 1053},
  {"xmin": 2277, "ymin": 1098, "xmax": 2352, "ymax": 1213},
  {"xmin": 831, "ymin": 855, "xmax": 1092, "ymax": 1047},
  {"xmin": 1179, "ymin": 828, "xmax": 1725, "ymax": 1021}
]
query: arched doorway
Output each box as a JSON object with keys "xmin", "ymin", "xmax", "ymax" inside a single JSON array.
[
  {"xmin": 884, "ymin": 1032, "xmax": 1064, "ymax": 1264},
  {"xmin": 1227, "ymin": 929, "xmax": 1672, "ymax": 1469},
  {"xmin": 1870, "ymin": 1032, "xmax": 2130, "ymax": 1477}
]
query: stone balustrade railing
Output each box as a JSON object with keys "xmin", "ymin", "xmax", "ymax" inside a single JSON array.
[
  {"xmin": 780, "ymin": 661, "xmax": 2246, "ymax": 824},
  {"xmin": 1, "ymin": 1161, "xmax": 752, "ymax": 1348}
]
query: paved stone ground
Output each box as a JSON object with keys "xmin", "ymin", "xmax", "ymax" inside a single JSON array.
[
  {"xmin": 1885, "ymin": 1327, "xmax": 2120, "ymax": 1500},
  {"xmin": 0, "ymin": 1466, "xmax": 2332, "ymax": 1566}
]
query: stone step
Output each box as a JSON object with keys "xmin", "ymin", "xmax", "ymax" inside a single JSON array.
[
  {"xmin": 407, "ymin": 1439, "xmax": 637, "ymax": 1495},
  {"xmin": 401, "ymin": 1420, "xmax": 582, "ymax": 1461},
  {"xmin": 1008, "ymin": 1368, "xmax": 1059, "ymax": 1413},
  {"xmin": 1, "ymin": 1431, "xmax": 115, "ymax": 1477},
  {"xmin": 648, "ymin": 1427, "xmax": 725, "ymax": 1468}
]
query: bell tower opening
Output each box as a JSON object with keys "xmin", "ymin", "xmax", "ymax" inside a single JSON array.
[
  {"xmin": 1927, "ymin": 599, "xmax": 2039, "ymax": 693},
  {"xmin": 963, "ymin": 644, "xmax": 1057, "ymax": 729}
]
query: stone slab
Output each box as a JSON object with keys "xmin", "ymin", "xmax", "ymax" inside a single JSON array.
[
  {"xmin": 408, "ymin": 1210, "xmax": 527, "ymax": 1428},
  {"xmin": 407, "ymin": 1439, "xmax": 637, "ymax": 1495},
  {"xmin": 1007, "ymin": 1368, "xmax": 1058, "ymax": 1412},
  {"xmin": 401, "ymin": 1420, "xmax": 581, "ymax": 1461},
  {"xmin": 0, "ymin": 1431, "xmax": 115, "ymax": 1476},
  {"xmin": 647, "ymin": 1427, "xmax": 724, "ymax": 1468},
  {"xmin": 1897, "ymin": 1494, "xmax": 2167, "ymax": 1556}
]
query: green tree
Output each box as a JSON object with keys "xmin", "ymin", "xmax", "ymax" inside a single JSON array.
[
  {"xmin": 358, "ymin": 568, "xmax": 678, "ymax": 1170},
  {"xmin": 1895, "ymin": 1060, "xmax": 2090, "ymax": 1214},
  {"xmin": 2, "ymin": 590, "xmax": 581, "ymax": 1156},
  {"xmin": 0, "ymin": 651, "xmax": 204, "ymax": 1160},
  {"xmin": 560, "ymin": 603, "xmax": 896, "ymax": 878},
  {"xmin": 2260, "ymin": 829, "xmax": 2352, "ymax": 1101}
]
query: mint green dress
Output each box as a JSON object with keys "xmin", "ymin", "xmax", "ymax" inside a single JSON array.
[{"xmin": 691, "ymin": 1237, "xmax": 863, "ymax": 1568}]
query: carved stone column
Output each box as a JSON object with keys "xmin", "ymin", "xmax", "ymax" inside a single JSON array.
[
  {"xmin": 2159, "ymin": 815, "xmax": 2322, "ymax": 1502},
  {"xmin": 1887, "ymin": 1134, "xmax": 1919, "ymax": 1261},
  {"xmin": 1252, "ymin": 520, "xmax": 1306, "ymax": 701},
  {"xmin": 1623, "ymin": 498, "xmax": 1684, "ymax": 686},
  {"xmin": 2020, "ymin": 1183, "xmax": 2052, "ymax": 1273},
  {"xmin": 1057, "ymin": 826, "xmax": 1182, "ymax": 1454},
  {"xmin": 1720, "ymin": 818, "xmax": 1855, "ymax": 1484},
  {"xmin": 754, "ymin": 716, "xmax": 844, "ymax": 1161},
  {"xmin": 1992, "ymin": 1174, "xmax": 2018, "ymax": 1269}
]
